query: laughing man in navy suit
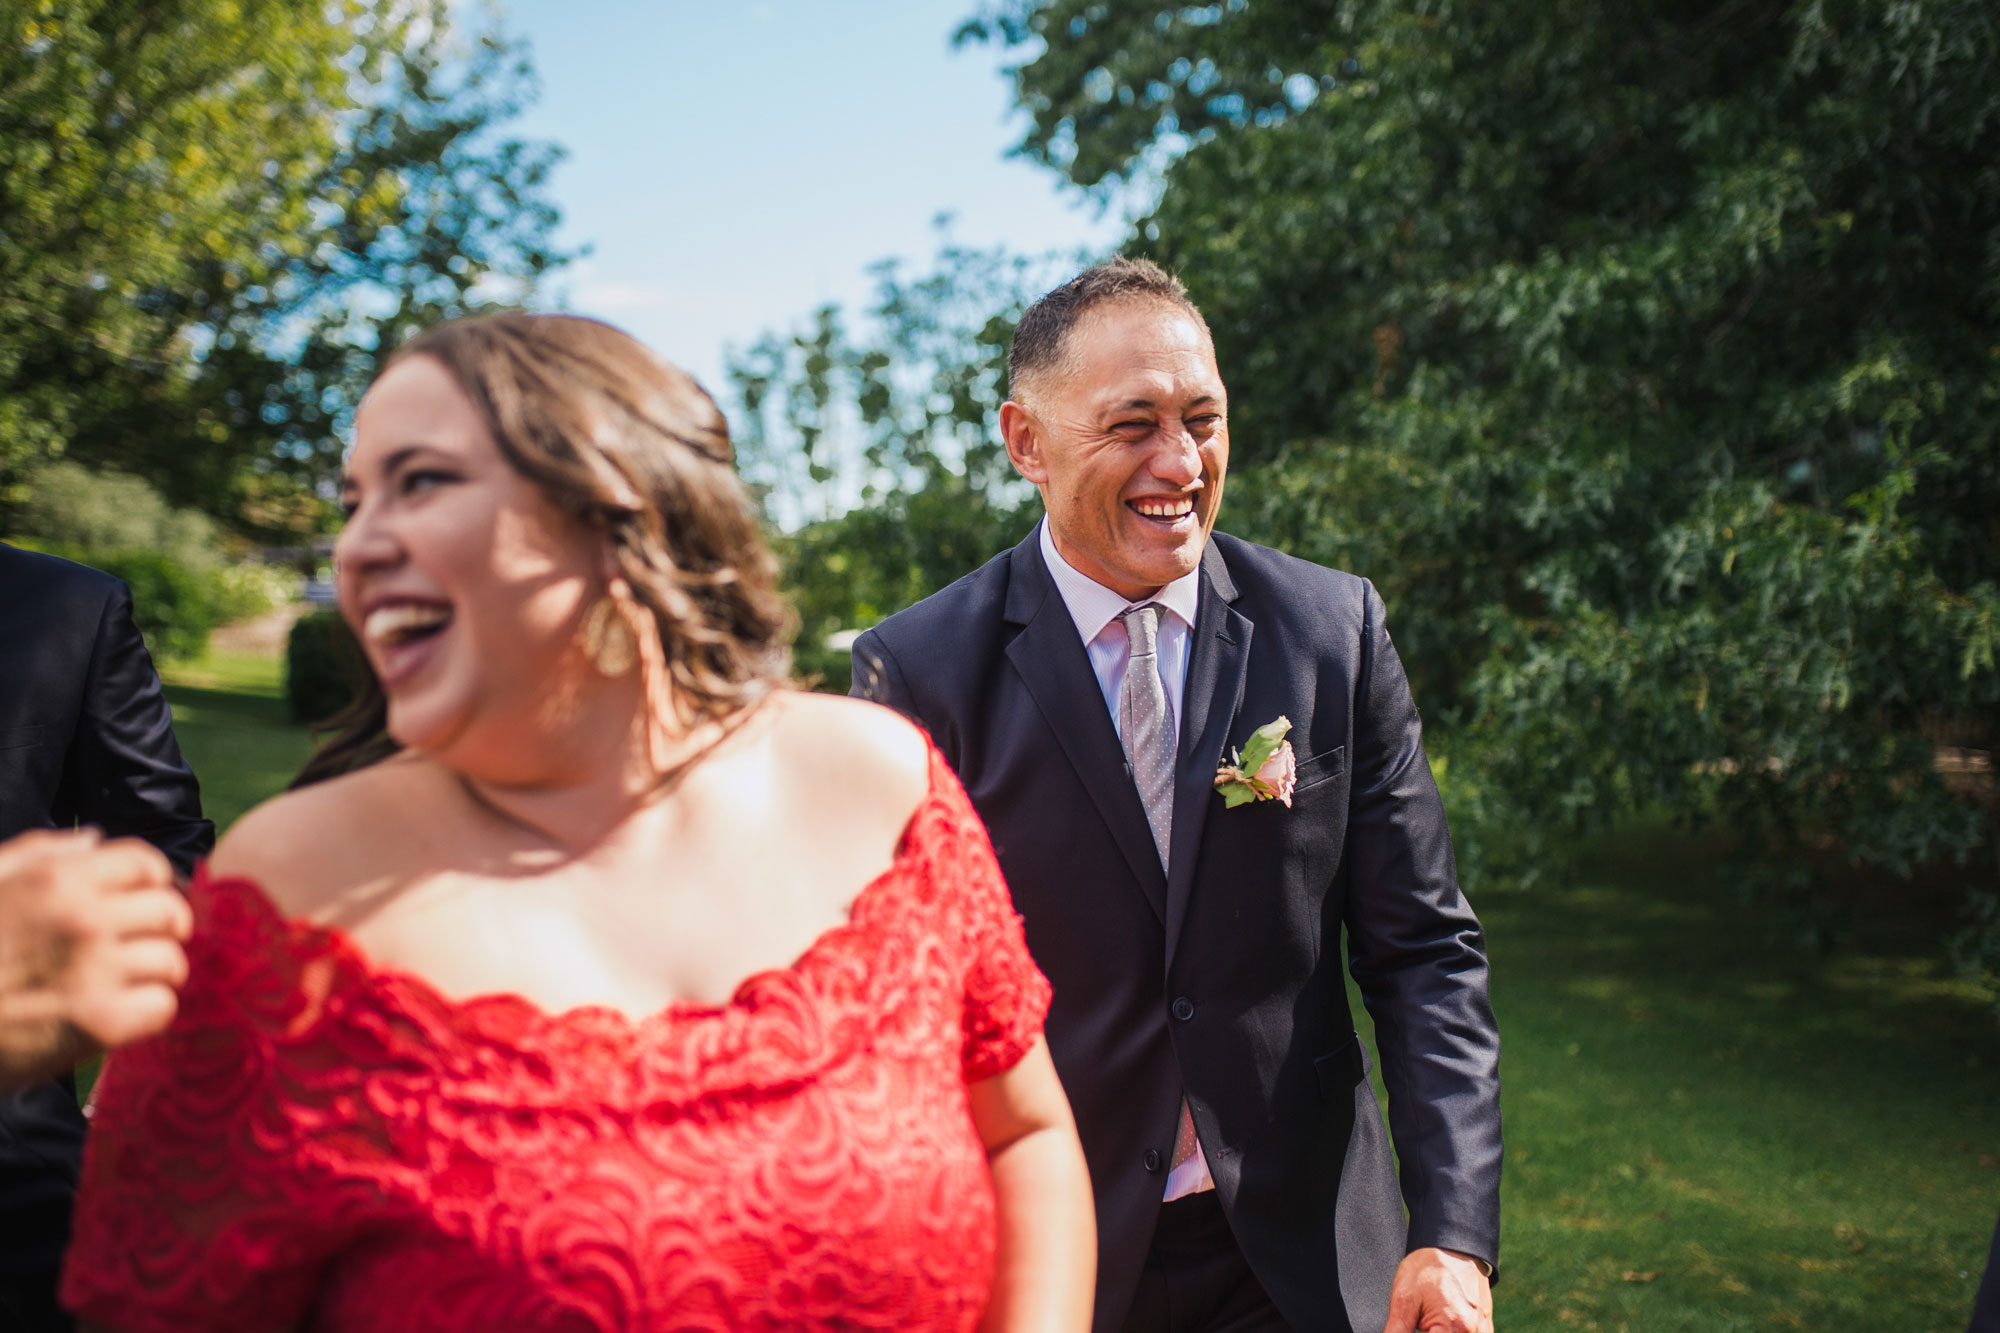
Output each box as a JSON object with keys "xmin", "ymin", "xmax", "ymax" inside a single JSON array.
[{"xmin": 854, "ymin": 260, "xmax": 1501, "ymax": 1333}]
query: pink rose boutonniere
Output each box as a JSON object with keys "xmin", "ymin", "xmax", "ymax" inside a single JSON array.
[{"xmin": 1214, "ymin": 715, "xmax": 1298, "ymax": 808}]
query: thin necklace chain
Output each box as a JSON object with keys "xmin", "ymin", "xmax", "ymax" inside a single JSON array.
[{"xmin": 450, "ymin": 695, "xmax": 774, "ymax": 852}]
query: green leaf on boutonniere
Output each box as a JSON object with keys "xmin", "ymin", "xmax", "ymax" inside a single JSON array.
[
  {"xmin": 1236, "ymin": 715, "xmax": 1292, "ymax": 776},
  {"xmin": 1217, "ymin": 776, "xmax": 1263, "ymax": 808}
]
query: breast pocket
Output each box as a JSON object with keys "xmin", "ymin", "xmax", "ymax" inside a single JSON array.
[{"xmin": 1291, "ymin": 745, "xmax": 1346, "ymax": 796}]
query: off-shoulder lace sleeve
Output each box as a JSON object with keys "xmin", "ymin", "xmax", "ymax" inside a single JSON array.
[
  {"xmin": 61, "ymin": 868, "xmax": 380, "ymax": 1332},
  {"xmin": 920, "ymin": 750, "xmax": 1053, "ymax": 1083}
]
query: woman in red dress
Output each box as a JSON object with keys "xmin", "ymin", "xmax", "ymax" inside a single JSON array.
[{"xmin": 61, "ymin": 314, "xmax": 1095, "ymax": 1332}]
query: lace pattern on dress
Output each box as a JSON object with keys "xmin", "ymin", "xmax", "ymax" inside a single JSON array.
[{"xmin": 62, "ymin": 744, "xmax": 1051, "ymax": 1333}]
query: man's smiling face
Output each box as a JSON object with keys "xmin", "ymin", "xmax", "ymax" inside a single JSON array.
[{"xmin": 1002, "ymin": 299, "xmax": 1229, "ymax": 600}]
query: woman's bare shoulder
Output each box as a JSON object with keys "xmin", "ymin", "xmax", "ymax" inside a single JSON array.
[
  {"xmin": 763, "ymin": 691, "xmax": 932, "ymax": 824},
  {"xmin": 208, "ymin": 754, "xmax": 445, "ymax": 918}
]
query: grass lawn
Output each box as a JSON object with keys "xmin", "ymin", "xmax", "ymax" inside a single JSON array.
[
  {"xmin": 150, "ymin": 655, "xmax": 1998, "ymax": 1328},
  {"xmin": 1348, "ymin": 826, "xmax": 2000, "ymax": 1331},
  {"xmin": 159, "ymin": 646, "xmax": 315, "ymax": 831}
]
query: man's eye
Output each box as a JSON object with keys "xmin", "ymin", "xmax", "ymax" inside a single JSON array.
[{"xmin": 1189, "ymin": 415, "xmax": 1223, "ymax": 433}]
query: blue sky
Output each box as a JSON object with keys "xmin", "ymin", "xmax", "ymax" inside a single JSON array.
[{"xmin": 496, "ymin": 0, "xmax": 1133, "ymax": 398}]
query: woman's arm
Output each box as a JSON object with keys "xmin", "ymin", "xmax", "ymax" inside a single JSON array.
[{"xmin": 968, "ymin": 1038, "xmax": 1095, "ymax": 1333}]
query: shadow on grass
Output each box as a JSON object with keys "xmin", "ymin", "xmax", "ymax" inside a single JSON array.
[
  {"xmin": 164, "ymin": 681, "xmax": 314, "ymax": 832},
  {"xmin": 164, "ymin": 681, "xmax": 291, "ymax": 724}
]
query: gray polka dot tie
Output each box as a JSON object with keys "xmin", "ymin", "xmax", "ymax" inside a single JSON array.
[
  {"xmin": 1118, "ymin": 604, "xmax": 1206, "ymax": 1187},
  {"xmin": 1117, "ymin": 604, "xmax": 1173, "ymax": 870}
]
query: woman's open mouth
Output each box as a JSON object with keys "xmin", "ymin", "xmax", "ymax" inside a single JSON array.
[{"xmin": 361, "ymin": 601, "xmax": 453, "ymax": 685}]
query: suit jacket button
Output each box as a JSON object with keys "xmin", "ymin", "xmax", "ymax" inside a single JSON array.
[
  {"xmin": 1172, "ymin": 996, "xmax": 1195, "ymax": 1022},
  {"xmin": 1143, "ymin": 1148, "xmax": 1163, "ymax": 1173}
]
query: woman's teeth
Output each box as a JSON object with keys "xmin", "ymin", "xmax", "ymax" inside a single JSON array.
[{"xmin": 364, "ymin": 603, "xmax": 451, "ymax": 646}]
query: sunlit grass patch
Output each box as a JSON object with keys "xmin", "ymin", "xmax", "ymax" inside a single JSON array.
[
  {"xmin": 159, "ymin": 645, "xmax": 285, "ymax": 698},
  {"xmin": 160, "ymin": 653, "xmax": 312, "ymax": 833}
]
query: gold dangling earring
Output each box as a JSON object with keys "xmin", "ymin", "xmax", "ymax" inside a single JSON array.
[{"xmin": 581, "ymin": 595, "xmax": 639, "ymax": 677}]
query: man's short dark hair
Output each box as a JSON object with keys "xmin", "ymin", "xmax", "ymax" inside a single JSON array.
[{"xmin": 1007, "ymin": 257, "xmax": 1210, "ymax": 402}]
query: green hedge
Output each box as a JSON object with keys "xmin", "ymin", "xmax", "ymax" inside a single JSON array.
[
  {"xmin": 7, "ymin": 463, "xmax": 292, "ymax": 661},
  {"xmin": 10, "ymin": 541, "xmax": 219, "ymax": 662},
  {"xmin": 285, "ymin": 610, "xmax": 369, "ymax": 725},
  {"xmin": 791, "ymin": 641, "xmax": 854, "ymax": 696},
  {"xmin": 105, "ymin": 550, "xmax": 217, "ymax": 663},
  {"xmin": 6, "ymin": 536, "xmax": 292, "ymax": 664}
]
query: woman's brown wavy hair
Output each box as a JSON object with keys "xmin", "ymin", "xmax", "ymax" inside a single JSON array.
[{"xmin": 294, "ymin": 313, "xmax": 791, "ymax": 788}]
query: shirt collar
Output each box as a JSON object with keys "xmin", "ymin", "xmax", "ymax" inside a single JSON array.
[{"xmin": 1038, "ymin": 516, "xmax": 1203, "ymax": 646}]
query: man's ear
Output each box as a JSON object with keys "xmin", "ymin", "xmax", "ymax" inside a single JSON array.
[{"xmin": 1000, "ymin": 400, "xmax": 1048, "ymax": 485}]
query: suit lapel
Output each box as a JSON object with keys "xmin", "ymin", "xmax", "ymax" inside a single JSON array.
[
  {"xmin": 1003, "ymin": 534, "xmax": 1170, "ymax": 920},
  {"xmin": 1165, "ymin": 541, "xmax": 1252, "ymax": 972}
]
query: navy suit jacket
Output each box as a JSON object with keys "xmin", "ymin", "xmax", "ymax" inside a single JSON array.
[
  {"xmin": 0, "ymin": 542, "xmax": 212, "ymax": 1274},
  {"xmin": 853, "ymin": 530, "xmax": 1501, "ymax": 1333}
]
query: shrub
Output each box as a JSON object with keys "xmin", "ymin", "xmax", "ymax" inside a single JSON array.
[
  {"xmin": 5, "ymin": 463, "xmax": 300, "ymax": 655},
  {"xmin": 107, "ymin": 550, "xmax": 220, "ymax": 663},
  {"xmin": 209, "ymin": 561, "xmax": 297, "ymax": 625},
  {"xmin": 8, "ymin": 541, "xmax": 219, "ymax": 662},
  {"xmin": 285, "ymin": 610, "xmax": 369, "ymax": 725},
  {"xmin": 791, "ymin": 640, "xmax": 854, "ymax": 696},
  {"xmin": 10, "ymin": 461, "xmax": 222, "ymax": 577}
]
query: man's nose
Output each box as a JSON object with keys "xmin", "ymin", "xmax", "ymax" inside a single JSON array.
[{"xmin": 1150, "ymin": 424, "xmax": 1203, "ymax": 486}]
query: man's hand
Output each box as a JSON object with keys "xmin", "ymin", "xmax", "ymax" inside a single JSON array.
[
  {"xmin": 1383, "ymin": 1247, "xmax": 1493, "ymax": 1333},
  {"xmin": 0, "ymin": 829, "xmax": 192, "ymax": 1091}
]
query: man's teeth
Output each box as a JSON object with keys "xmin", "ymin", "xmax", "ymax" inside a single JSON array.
[
  {"xmin": 1132, "ymin": 498, "xmax": 1194, "ymax": 519},
  {"xmin": 364, "ymin": 604, "xmax": 451, "ymax": 644}
]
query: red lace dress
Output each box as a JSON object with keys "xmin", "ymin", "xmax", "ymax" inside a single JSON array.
[{"xmin": 62, "ymin": 747, "xmax": 1052, "ymax": 1332}]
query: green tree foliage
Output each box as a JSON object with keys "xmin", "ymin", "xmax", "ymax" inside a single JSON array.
[
  {"xmin": 728, "ymin": 237, "xmax": 1083, "ymax": 677},
  {"xmin": 0, "ymin": 0, "xmax": 567, "ymax": 538},
  {"xmin": 960, "ymin": 0, "xmax": 2000, "ymax": 967}
]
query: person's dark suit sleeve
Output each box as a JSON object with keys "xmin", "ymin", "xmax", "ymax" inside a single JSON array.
[
  {"xmin": 848, "ymin": 627, "xmax": 916, "ymax": 717},
  {"xmin": 1971, "ymin": 1208, "xmax": 2000, "ymax": 1332},
  {"xmin": 70, "ymin": 581, "xmax": 214, "ymax": 877},
  {"xmin": 1339, "ymin": 579, "xmax": 1502, "ymax": 1271}
]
